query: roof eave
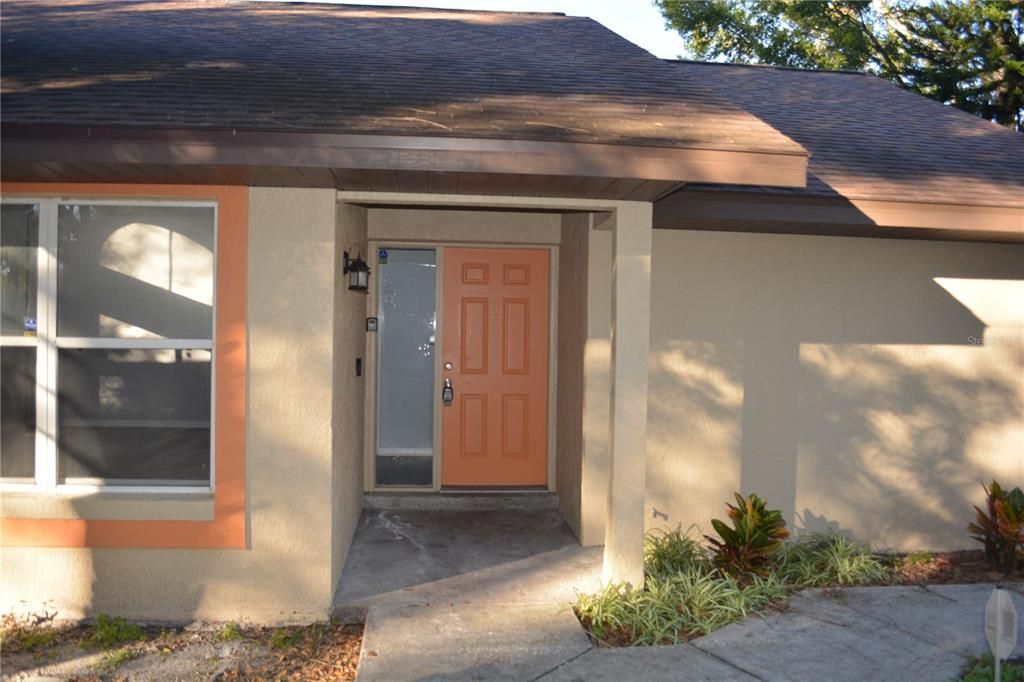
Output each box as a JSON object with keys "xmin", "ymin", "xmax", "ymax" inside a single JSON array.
[
  {"xmin": 654, "ymin": 187, "xmax": 1024, "ymax": 243},
  {"xmin": 0, "ymin": 123, "xmax": 808, "ymax": 189}
]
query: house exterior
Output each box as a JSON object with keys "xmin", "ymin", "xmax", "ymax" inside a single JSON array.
[{"xmin": 1, "ymin": 0, "xmax": 1021, "ymax": 624}]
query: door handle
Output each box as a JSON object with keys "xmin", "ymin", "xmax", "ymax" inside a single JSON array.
[{"xmin": 442, "ymin": 378, "xmax": 454, "ymax": 407}]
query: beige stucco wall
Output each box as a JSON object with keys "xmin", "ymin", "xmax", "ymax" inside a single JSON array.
[
  {"xmin": 578, "ymin": 228, "xmax": 612, "ymax": 546},
  {"xmin": 369, "ymin": 207, "xmax": 561, "ymax": 244},
  {"xmin": 585, "ymin": 227, "xmax": 1024, "ymax": 552},
  {"xmin": 331, "ymin": 204, "xmax": 368, "ymax": 596},
  {"xmin": 9, "ymin": 189, "xmax": 1019, "ymax": 622},
  {"xmin": 1, "ymin": 187, "xmax": 351, "ymax": 623},
  {"xmin": 555, "ymin": 213, "xmax": 590, "ymax": 538}
]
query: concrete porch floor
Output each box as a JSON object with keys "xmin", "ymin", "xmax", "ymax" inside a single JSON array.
[
  {"xmin": 333, "ymin": 498, "xmax": 604, "ymax": 681},
  {"xmin": 334, "ymin": 497, "xmax": 595, "ymax": 606}
]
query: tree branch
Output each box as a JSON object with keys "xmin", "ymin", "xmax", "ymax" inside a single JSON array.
[{"xmin": 836, "ymin": 4, "xmax": 907, "ymax": 86}]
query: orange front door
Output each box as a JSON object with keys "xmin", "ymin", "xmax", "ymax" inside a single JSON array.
[{"xmin": 441, "ymin": 248, "xmax": 549, "ymax": 486}]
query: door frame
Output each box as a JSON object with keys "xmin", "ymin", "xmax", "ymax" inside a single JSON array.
[{"xmin": 363, "ymin": 240, "xmax": 559, "ymax": 493}]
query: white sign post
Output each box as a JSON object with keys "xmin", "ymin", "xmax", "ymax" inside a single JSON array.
[{"xmin": 986, "ymin": 587, "xmax": 1018, "ymax": 682}]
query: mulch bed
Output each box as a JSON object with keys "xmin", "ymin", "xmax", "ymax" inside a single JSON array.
[
  {"xmin": 884, "ymin": 550, "xmax": 1024, "ymax": 586},
  {"xmin": 220, "ymin": 623, "xmax": 363, "ymax": 681},
  {"xmin": 1, "ymin": 617, "xmax": 363, "ymax": 682}
]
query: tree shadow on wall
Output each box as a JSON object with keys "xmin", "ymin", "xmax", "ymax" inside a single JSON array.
[{"xmin": 645, "ymin": 231, "xmax": 1023, "ymax": 550}]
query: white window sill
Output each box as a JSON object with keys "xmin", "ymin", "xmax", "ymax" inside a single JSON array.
[{"xmin": 0, "ymin": 490, "xmax": 215, "ymax": 521}]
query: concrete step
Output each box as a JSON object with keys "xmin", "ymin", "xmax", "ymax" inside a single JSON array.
[
  {"xmin": 363, "ymin": 491, "xmax": 558, "ymax": 511},
  {"xmin": 337, "ymin": 543, "xmax": 603, "ymax": 610},
  {"xmin": 355, "ymin": 601, "xmax": 592, "ymax": 682}
]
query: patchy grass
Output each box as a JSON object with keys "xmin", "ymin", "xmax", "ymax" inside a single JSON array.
[
  {"xmin": 228, "ymin": 622, "xmax": 362, "ymax": 679},
  {"xmin": 0, "ymin": 612, "xmax": 64, "ymax": 654},
  {"xmin": 4, "ymin": 626, "xmax": 57, "ymax": 652},
  {"xmin": 887, "ymin": 549, "xmax": 1021, "ymax": 584},
  {"xmin": 269, "ymin": 627, "xmax": 304, "ymax": 649},
  {"xmin": 902, "ymin": 550, "xmax": 935, "ymax": 567},
  {"xmin": 3, "ymin": 616, "xmax": 363, "ymax": 681},
  {"xmin": 82, "ymin": 613, "xmax": 147, "ymax": 649},
  {"xmin": 961, "ymin": 654, "xmax": 1024, "ymax": 682},
  {"xmin": 218, "ymin": 621, "xmax": 243, "ymax": 642},
  {"xmin": 95, "ymin": 646, "xmax": 142, "ymax": 671}
]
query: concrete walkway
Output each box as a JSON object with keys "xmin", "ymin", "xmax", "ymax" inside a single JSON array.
[
  {"xmin": 338, "ymin": 508, "xmax": 1024, "ymax": 681},
  {"xmin": 357, "ymin": 579, "xmax": 1024, "ymax": 681}
]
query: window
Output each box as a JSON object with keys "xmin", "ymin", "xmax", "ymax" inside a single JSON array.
[
  {"xmin": 0, "ymin": 200, "xmax": 216, "ymax": 491},
  {"xmin": 1, "ymin": 203, "xmax": 39, "ymax": 482}
]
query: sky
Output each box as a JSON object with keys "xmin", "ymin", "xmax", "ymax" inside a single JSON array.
[{"xmin": 279, "ymin": 0, "xmax": 689, "ymax": 59}]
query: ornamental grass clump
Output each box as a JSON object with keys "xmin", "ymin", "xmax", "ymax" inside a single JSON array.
[
  {"xmin": 773, "ymin": 533, "xmax": 889, "ymax": 587},
  {"xmin": 574, "ymin": 579, "xmax": 684, "ymax": 646},
  {"xmin": 668, "ymin": 568, "xmax": 787, "ymax": 638},
  {"xmin": 574, "ymin": 568, "xmax": 787, "ymax": 646},
  {"xmin": 644, "ymin": 526, "xmax": 710, "ymax": 579}
]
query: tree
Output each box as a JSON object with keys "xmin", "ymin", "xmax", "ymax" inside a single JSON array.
[{"xmin": 657, "ymin": 0, "xmax": 1024, "ymax": 130}]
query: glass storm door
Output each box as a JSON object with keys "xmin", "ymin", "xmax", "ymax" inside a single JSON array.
[{"xmin": 375, "ymin": 248, "xmax": 437, "ymax": 486}]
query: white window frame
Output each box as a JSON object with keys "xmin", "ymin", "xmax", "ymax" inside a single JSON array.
[{"xmin": 0, "ymin": 197, "xmax": 217, "ymax": 495}]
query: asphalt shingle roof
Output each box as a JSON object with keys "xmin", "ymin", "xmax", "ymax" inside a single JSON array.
[
  {"xmin": 670, "ymin": 61, "xmax": 1024, "ymax": 208},
  {"xmin": 4, "ymin": 1, "xmax": 1020, "ymax": 210},
  {"xmin": 0, "ymin": 0, "xmax": 804, "ymax": 156}
]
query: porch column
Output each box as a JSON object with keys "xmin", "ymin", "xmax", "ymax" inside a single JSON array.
[{"xmin": 603, "ymin": 202, "xmax": 653, "ymax": 586}]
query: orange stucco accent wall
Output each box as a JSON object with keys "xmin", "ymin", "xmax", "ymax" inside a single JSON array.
[{"xmin": 0, "ymin": 184, "xmax": 248, "ymax": 549}]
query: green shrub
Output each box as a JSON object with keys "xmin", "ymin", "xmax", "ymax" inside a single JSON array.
[
  {"xmin": 968, "ymin": 480, "xmax": 1024, "ymax": 574},
  {"xmin": 645, "ymin": 526, "xmax": 710, "ymax": 579},
  {"xmin": 774, "ymin": 533, "xmax": 889, "ymax": 587},
  {"xmin": 705, "ymin": 493, "xmax": 789, "ymax": 580},
  {"xmin": 574, "ymin": 568, "xmax": 788, "ymax": 646},
  {"xmin": 961, "ymin": 653, "xmax": 1024, "ymax": 682},
  {"xmin": 82, "ymin": 614, "xmax": 146, "ymax": 650}
]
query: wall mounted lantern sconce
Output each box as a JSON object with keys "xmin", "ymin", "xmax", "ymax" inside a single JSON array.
[{"xmin": 343, "ymin": 251, "xmax": 370, "ymax": 292}]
